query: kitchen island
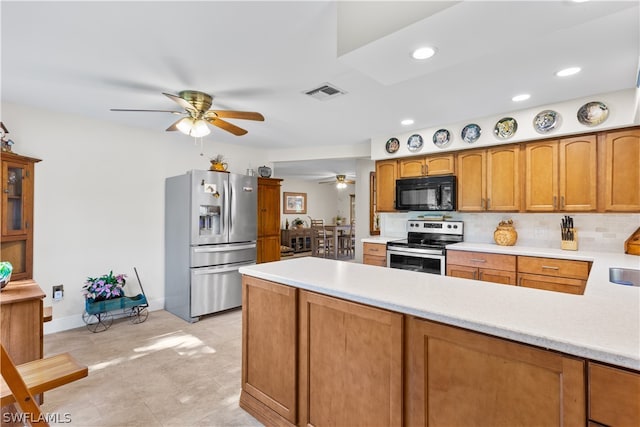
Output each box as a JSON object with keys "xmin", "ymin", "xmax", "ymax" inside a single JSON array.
[{"xmin": 239, "ymin": 254, "xmax": 639, "ymax": 426}]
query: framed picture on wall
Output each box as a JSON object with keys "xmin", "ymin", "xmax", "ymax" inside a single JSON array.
[{"xmin": 283, "ymin": 192, "xmax": 307, "ymax": 214}]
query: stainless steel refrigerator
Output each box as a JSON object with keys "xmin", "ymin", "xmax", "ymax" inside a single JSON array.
[{"xmin": 165, "ymin": 170, "xmax": 257, "ymax": 322}]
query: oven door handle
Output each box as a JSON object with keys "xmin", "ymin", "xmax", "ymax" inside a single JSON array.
[{"xmin": 386, "ymin": 247, "xmax": 444, "ymax": 257}]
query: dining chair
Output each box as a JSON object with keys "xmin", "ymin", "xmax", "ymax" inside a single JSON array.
[
  {"xmin": 311, "ymin": 225, "xmax": 327, "ymax": 257},
  {"xmin": 338, "ymin": 219, "xmax": 355, "ymax": 258}
]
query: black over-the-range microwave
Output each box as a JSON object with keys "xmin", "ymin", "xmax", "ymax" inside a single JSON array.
[{"xmin": 395, "ymin": 175, "xmax": 457, "ymax": 211}]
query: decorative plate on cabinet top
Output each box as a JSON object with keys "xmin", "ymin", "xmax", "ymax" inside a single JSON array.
[
  {"xmin": 385, "ymin": 137, "xmax": 400, "ymax": 154},
  {"xmin": 432, "ymin": 129, "xmax": 451, "ymax": 148},
  {"xmin": 494, "ymin": 117, "xmax": 518, "ymax": 139},
  {"xmin": 407, "ymin": 134, "xmax": 424, "ymax": 152},
  {"xmin": 577, "ymin": 101, "xmax": 609, "ymax": 126},
  {"xmin": 533, "ymin": 110, "xmax": 560, "ymax": 134},
  {"xmin": 461, "ymin": 124, "xmax": 481, "ymax": 143}
]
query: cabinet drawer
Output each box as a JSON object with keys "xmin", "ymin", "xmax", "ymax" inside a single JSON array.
[
  {"xmin": 518, "ymin": 256, "xmax": 590, "ymax": 280},
  {"xmin": 518, "ymin": 273, "xmax": 586, "ymax": 295},
  {"xmin": 589, "ymin": 362, "xmax": 640, "ymax": 427},
  {"xmin": 363, "ymin": 254, "xmax": 387, "ymax": 267},
  {"xmin": 363, "ymin": 242, "xmax": 386, "ymax": 257},
  {"xmin": 446, "ymin": 250, "xmax": 516, "ymax": 271}
]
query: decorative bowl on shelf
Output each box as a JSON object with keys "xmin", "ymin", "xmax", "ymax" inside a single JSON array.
[
  {"xmin": 258, "ymin": 166, "xmax": 272, "ymax": 177},
  {"xmin": 0, "ymin": 261, "xmax": 13, "ymax": 290},
  {"xmin": 494, "ymin": 220, "xmax": 517, "ymax": 246}
]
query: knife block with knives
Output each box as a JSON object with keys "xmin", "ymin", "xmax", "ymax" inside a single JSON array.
[{"xmin": 561, "ymin": 216, "xmax": 577, "ymax": 251}]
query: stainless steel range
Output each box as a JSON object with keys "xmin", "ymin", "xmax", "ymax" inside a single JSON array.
[{"xmin": 386, "ymin": 220, "xmax": 464, "ymax": 275}]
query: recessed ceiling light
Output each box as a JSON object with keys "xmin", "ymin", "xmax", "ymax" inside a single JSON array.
[
  {"xmin": 412, "ymin": 47, "xmax": 436, "ymax": 60},
  {"xmin": 556, "ymin": 67, "xmax": 581, "ymax": 77},
  {"xmin": 512, "ymin": 94, "xmax": 530, "ymax": 102},
  {"xmin": 572, "ymin": 0, "xmax": 589, "ymax": 3},
  {"xmin": 401, "ymin": 119, "xmax": 414, "ymax": 126}
]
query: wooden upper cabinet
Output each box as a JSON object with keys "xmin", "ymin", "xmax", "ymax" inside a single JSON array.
[
  {"xmin": 487, "ymin": 145, "xmax": 520, "ymax": 211},
  {"xmin": 457, "ymin": 146, "xmax": 519, "ymax": 211},
  {"xmin": 604, "ymin": 128, "xmax": 640, "ymax": 211},
  {"xmin": 525, "ymin": 141, "xmax": 559, "ymax": 211},
  {"xmin": 457, "ymin": 150, "xmax": 486, "ymax": 211},
  {"xmin": 559, "ymin": 136, "xmax": 597, "ymax": 211},
  {"xmin": 376, "ymin": 159, "xmax": 397, "ymax": 212},
  {"xmin": 399, "ymin": 154, "xmax": 454, "ymax": 178},
  {"xmin": 525, "ymin": 137, "xmax": 596, "ymax": 212}
]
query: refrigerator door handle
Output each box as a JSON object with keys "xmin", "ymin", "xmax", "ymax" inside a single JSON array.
[
  {"xmin": 193, "ymin": 243, "xmax": 256, "ymax": 253},
  {"xmin": 229, "ymin": 183, "xmax": 233, "ymax": 232},
  {"xmin": 193, "ymin": 262, "xmax": 256, "ymax": 276}
]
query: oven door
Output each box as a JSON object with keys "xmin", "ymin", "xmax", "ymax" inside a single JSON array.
[{"xmin": 386, "ymin": 248, "xmax": 445, "ymax": 275}]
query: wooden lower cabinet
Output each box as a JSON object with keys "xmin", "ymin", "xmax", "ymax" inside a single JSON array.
[
  {"xmin": 405, "ymin": 317, "xmax": 586, "ymax": 427},
  {"xmin": 240, "ymin": 276, "xmax": 297, "ymax": 425},
  {"xmin": 518, "ymin": 256, "xmax": 590, "ymax": 295},
  {"xmin": 298, "ymin": 290, "xmax": 403, "ymax": 427},
  {"xmin": 588, "ymin": 362, "xmax": 640, "ymax": 426},
  {"xmin": 446, "ymin": 250, "xmax": 517, "ymax": 285},
  {"xmin": 363, "ymin": 242, "xmax": 387, "ymax": 266}
]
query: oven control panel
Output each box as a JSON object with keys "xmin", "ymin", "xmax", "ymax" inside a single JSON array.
[{"xmin": 407, "ymin": 220, "xmax": 463, "ymax": 235}]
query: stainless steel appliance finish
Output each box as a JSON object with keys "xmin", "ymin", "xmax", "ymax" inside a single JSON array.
[
  {"xmin": 165, "ymin": 170, "xmax": 257, "ymax": 322},
  {"xmin": 387, "ymin": 220, "xmax": 464, "ymax": 275},
  {"xmin": 395, "ymin": 176, "xmax": 456, "ymax": 211}
]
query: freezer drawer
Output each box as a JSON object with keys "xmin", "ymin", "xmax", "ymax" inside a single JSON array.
[
  {"xmin": 190, "ymin": 242, "xmax": 256, "ymax": 268},
  {"xmin": 190, "ymin": 261, "xmax": 254, "ymax": 317}
]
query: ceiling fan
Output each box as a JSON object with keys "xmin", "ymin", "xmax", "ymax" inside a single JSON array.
[
  {"xmin": 110, "ymin": 90, "xmax": 264, "ymax": 137},
  {"xmin": 319, "ymin": 174, "xmax": 355, "ymax": 189}
]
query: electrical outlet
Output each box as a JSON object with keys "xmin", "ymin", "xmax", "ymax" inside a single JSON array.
[{"xmin": 52, "ymin": 284, "xmax": 64, "ymax": 301}]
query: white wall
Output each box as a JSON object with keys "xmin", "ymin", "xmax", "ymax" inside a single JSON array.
[{"xmin": 2, "ymin": 102, "xmax": 268, "ymax": 333}]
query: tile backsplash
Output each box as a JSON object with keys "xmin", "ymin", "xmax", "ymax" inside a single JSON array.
[{"xmin": 379, "ymin": 212, "xmax": 640, "ymax": 253}]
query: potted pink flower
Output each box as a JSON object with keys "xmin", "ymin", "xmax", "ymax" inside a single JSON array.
[{"xmin": 82, "ymin": 271, "xmax": 126, "ymax": 302}]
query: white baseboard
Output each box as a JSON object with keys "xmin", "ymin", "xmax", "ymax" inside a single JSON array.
[{"xmin": 44, "ymin": 297, "xmax": 165, "ymax": 335}]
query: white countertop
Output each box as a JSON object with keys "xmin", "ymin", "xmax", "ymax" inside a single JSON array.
[
  {"xmin": 361, "ymin": 236, "xmax": 403, "ymax": 244},
  {"xmin": 240, "ymin": 248, "xmax": 640, "ymax": 370}
]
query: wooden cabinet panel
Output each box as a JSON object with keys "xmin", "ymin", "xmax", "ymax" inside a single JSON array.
[
  {"xmin": 525, "ymin": 141, "xmax": 559, "ymax": 211},
  {"xmin": 486, "ymin": 145, "xmax": 520, "ymax": 211},
  {"xmin": 398, "ymin": 157, "xmax": 425, "ymax": 178},
  {"xmin": 446, "ymin": 250, "xmax": 516, "ymax": 271},
  {"xmin": 478, "ymin": 268, "xmax": 517, "ymax": 285},
  {"xmin": 456, "ymin": 150, "xmax": 486, "ymax": 211},
  {"xmin": 257, "ymin": 178, "xmax": 282, "ymax": 263},
  {"xmin": 425, "ymin": 154, "xmax": 455, "ymax": 175},
  {"xmin": 376, "ymin": 160, "xmax": 397, "ymax": 212},
  {"xmin": 518, "ymin": 256, "xmax": 590, "ymax": 280},
  {"xmin": 299, "ymin": 291, "xmax": 403, "ymax": 427},
  {"xmin": 399, "ymin": 154, "xmax": 455, "ymax": 178},
  {"xmin": 604, "ymin": 128, "xmax": 640, "ymax": 211},
  {"xmin": 241, "ymin": 276, "xmax": 297, "ymax": 424},
  {"xmin": 559, "ymin": 136, "xmax": 597, "ymax": 211},
  {"xmin": 518, "ymin": 272, "xmax": 586, "ymax": 295},
  {"xmin": 446, "ymin": 263, "xmax": 477, "ymax": 280},
  {"xmin": 457, "ymin": 146, "xmax": 519, "ymax": 211},
  {"xmin": 589, "ymin": 362, "xmax": 640, "ymax": 427},
  {"xmin": 363, "ymin": 242, "xmax": 387, "ymax": 266},
  {"xmin": 405, "ymin": 317, "xmax": 586, "ymax": 427}
]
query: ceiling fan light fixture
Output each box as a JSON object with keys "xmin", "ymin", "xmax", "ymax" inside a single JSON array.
[
  {"xmin": 336, "ymin": 182, "xmax": 347, "ymax": 189},
  {"xmin": 176, "ymin": 117, "xmax": 210, "ymax": 137}
]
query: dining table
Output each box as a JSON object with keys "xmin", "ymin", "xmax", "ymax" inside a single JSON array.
[{"xmin": 323, "ymin": 224, "xmax": 352, "ymax": 259}]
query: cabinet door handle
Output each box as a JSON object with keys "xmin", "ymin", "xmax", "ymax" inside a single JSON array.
[
  {"xmin": 561, "ymin": 196, "xmax": 565, "ymax": 208},
  {"xmin": 476, "ymin": 271, "xmax": 481, "ymax": 280},
  {"xmin": 481, "ymin": 199, "xmax": 485, "ymax": 209},
  {"xmin": 486, "ymin": 198, "xmax": 491, "ymax": 209},
  {"xmin": 470, "ymin": 258, "xmax": 486, "ymax": 263},
  {"xmin": 553, "ymin": 196, "xmax": 557, "ymax": 209},
  {"xmin": 542, "ymin": 265, "xmax": 559, "ymax": 270},
  {"xmin": 424, "ymin": 164, "xmax": 428, "ymax": 175}
]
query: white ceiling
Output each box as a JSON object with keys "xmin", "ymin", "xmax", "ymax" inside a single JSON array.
[{"xmin": 2, "ymin": 1, "xmax": 639, "ymax": 181}]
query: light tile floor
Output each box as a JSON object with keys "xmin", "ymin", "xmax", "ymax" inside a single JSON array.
[{"xmin": 42, "ymin": 309, "xmax": 262, "ymax": 427}]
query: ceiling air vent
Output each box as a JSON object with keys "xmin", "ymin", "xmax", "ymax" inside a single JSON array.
[{"xmin": 304, "ymin": 83, "xmax": 346, "ymax": 101}]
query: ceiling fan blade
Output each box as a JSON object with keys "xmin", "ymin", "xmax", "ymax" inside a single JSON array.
[
  {"xmin": 166, "ymin": 118, "xmax": 183, "ymax": 132},
  {"xmin": 345, "ymin": 180, "xmax": 356, "ymax": 184},
  {"xmin": 163, "ymin": 92, "xmax": 197, "ymax": 111},
  {"xmin": 206, "ymin": 117, "xmax": 248, "ymax": 136},
  {"xmin": 318, "ymin": 180, "xmax": 335, "ymax": 184},
  {"xmin": 110, "ymin": 109, "xmax": 183, "ymax": 114},
  {"xmin": 210, "ymin": 110, "xmax": 264, "ymax": 121}
]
